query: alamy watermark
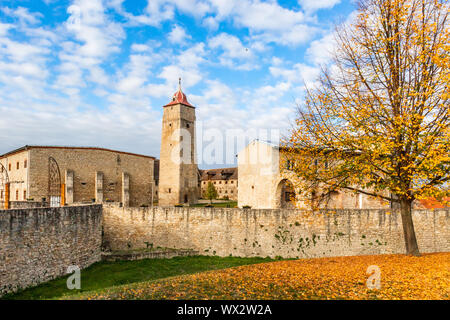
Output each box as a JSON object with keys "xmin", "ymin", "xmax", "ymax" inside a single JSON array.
[
  {"xmin": 66, "ymin": 265, "xmax": 81, "ymax": 290},
  {"xmin": 366, "ymin": 265, "xmax": 381, "ymax": 290},
  {"xmin": 169, "ymin": 121, "xmax": 281, "ymax": 174}
]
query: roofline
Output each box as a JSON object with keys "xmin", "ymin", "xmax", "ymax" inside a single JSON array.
[
  {"xmin": 163, "ymin": 101, "xmax": 195, "ymax": 108},
  {"xmin": 201, "ymin": 167, "xmax": 238, "ymax": 171},
  {"xmin": 0, "ymin": 145, "xmax": 156, "ymax": 160}
]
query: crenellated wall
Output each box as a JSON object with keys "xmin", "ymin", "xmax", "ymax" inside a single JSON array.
[
  {"xmin": 0, "ymin": 205, "xmax": 102, "ymax": 296},
  {"xmin": 102, "ymin": 204, "xmax": 449, "ymax": 258}
]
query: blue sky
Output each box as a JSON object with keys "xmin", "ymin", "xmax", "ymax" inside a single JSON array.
[{"xmin": 0, "ymin": 0, "xmax": 355, "ymax": 167}]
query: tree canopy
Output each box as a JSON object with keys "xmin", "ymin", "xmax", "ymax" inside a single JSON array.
[{"xmin": 285, "ymin": 0, "xmax": 449, "ymax": 255}]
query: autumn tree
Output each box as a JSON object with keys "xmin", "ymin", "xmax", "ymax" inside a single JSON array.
[
  {"xmin": 286, "ymin": 0, "xmax": 449, "ymax": 255},
  {"xmin": 204, "ymin": 181, "xmax": 218, "ymax": 204}
]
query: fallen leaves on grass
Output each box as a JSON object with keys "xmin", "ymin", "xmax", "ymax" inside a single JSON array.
[{"xmin": 80, "ymin": 253, "xmax": 449, "ymax": 300}]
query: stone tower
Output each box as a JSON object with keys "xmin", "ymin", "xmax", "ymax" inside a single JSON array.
[{"xmin": 158, "ymin": 79, "xmax": 199, "ymax": 206}]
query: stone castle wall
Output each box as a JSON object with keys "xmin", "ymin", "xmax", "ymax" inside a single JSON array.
[
  {"xmin": 0, "ymin": 205, "xmax": 102, "ymax": 296},
  {"xmin": 103, "ymin": 204, "xmax": 449, "ymax": 258}
]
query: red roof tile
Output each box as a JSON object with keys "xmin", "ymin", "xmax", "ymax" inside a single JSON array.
[{"xmin": 164, "ymin": 78, "xmax": 194, "ymax": 108}]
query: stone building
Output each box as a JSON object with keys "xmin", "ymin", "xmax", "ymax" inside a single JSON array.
[
  {"xmin": 158, "ymin": 80, "xmax": 199, "ymax": 206},
  {"xmin": 237, "ymin": 140, "xmax": 390, "ymax": 209},
  {"xmin": 0, "ymin": 146, "xmax": 156, "ymax": 208},
  {"xmin": 200, "ymin": 168, "xmax": 238, "ymax": 200}
]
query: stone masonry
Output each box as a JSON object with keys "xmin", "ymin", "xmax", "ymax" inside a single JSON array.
[
  {"xmin": 158, "ymin": 83, "xmax": 199, "ymax": 206},
  {"xmin": 0, "ymin": 205, "xmax": 102, "ymax": 296},
  {"xmin": 0, "ymin": 146, "xmax": 155, "ymax": 208},
  {"xmin": 102, "ymin": 204, "xmax": 449, "ymax": 258}
]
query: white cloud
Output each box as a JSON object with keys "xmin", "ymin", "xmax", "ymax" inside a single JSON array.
[
  {"xmin": 116, "ymin": 54, "xmax": 154, "ymax": 94},
  {"xmin": 270, "ymin": 63, "xmax": 320, "ymax": 88},
  {"xmin": 306, "ymin": 33, "xmax": 335, "ymax": 65},
  {"xmin": 209, "ymin": 33, "xmax": 251, "ymax": 59},
  {"xmin": 209, "ymin": 33, "xmax": 255, "ymax": 69},
  {"xmin": 298, "ymin": 0, "xmax": 341, "ymax": 12},
  {"xmin": 65, "ymin": 0, "xmax": 125, "ymax": 58},
  {"xmin": 131, "ymin": 43, "xmax": 152, "ymax": 52},
  {"xmin": 54, "ymin": 0, "xmax": 126, "ymax": 92},
  {"xmin": 0, "ymin": 23, "xmax": 13, "ymax": 36},
  {"xmin": 2, "ymin": 6, "xmax": 42, "ymax": 25},
  {"xmin": 207, "ymin": 0, "xmax": 316, "ymax": 46},
  {"xmin": 168, "ymin": 25, "xmax": 191, "ymax": 44},
  {"xmin": 0, "ymin": 0, "xmax": 345, "ymax": 161},
  {"xmin": 108, "ymin": 0, "xmax": 317, "ymax": 47}
]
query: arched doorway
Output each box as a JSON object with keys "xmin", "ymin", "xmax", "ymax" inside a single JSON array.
[
  {"xmin": 275, "ymin": 179, "xmax": 296, "ymax": 209},
  {"xmin": 0, "ymin": 163, "xmax": 9, "ymax": 209},
  {"xmin": 48, "ymin": 157, "xmax": 62, "ymax": 207}
]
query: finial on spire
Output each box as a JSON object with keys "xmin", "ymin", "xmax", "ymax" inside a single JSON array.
[{"xmin": 164, "ymin": 77, "xmax": 194, "ymax": 107}]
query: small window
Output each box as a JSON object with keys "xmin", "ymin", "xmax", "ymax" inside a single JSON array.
[
  {"xmin": 219, "ymin": 181, "xmax": 221, "ymax": 184},
  {"xmin": 16, "ymin": 190, "xmax": 19, "ymax": 200},
  {"xmin": 231, "ymin": 181, "xmax": 234, "ymax": 184},
  {"xmin": 186, "ymin": 123, "xmax": 190, "ymax": 128},
  {"xmin": 23, "ymin": 190, "xmax": 26, "ymax": 200},
  {"xmin": 168, "ymin": 188, "xmax": 171, "ymax": 193},
  {"xmin": 9, "ymin": 163, "xmax": 11, "ymax": 171},
  {"xmin": 225, "ymin": 181, "xmax": 228, "ymax": 184},
  {"xmin": 1, "ymin": 190, "xmax": 3, "ymax": 199},
  {"xmin": 24, "ymin": 159, "xmax": 27, "ymax": 168},
  {"xmin": 16, "ymin": 162, "xmax": 19, "ymax": 169}
]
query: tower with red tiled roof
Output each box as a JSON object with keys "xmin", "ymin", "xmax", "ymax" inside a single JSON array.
[{"xmin": 158, "ymin": 78, "xmax": 199, "ymax": 206}]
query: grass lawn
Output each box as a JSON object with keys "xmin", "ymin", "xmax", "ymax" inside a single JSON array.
[
  {"xmin": 2, "ymin": 256, "xmax": 274, "ymax": 300},
  {"xmin": 190, "ymin": 201, "xmax": 237, "ymax": 208},
  {"xmin": 69, "ymin": 252, "xmax": 449, "ymax": 300}
]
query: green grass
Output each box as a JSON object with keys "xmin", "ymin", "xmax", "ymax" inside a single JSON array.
[
  {"xmin": 3, "ymin": 255, "xmax": 274, "ymax": 300},
  {"xmin": 190, "ymin": 201, "xmax": 237, "ymax": 208}
]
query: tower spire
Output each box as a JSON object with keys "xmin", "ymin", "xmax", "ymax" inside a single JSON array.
[{"xmin": 164, "ymin": 77, "xmax": 193, "ymax": 107}]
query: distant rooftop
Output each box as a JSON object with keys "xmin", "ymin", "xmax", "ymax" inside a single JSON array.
[{"xmin": 199, "ymin": 167, "xmax": 238, "ymax": 181}]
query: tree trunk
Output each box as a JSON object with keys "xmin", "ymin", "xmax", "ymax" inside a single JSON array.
[{"xmin": 399, "ymin": 198, "xmax": 420, "ymax": 256}]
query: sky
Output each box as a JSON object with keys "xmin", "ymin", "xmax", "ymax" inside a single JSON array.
[{"xmin": 0, "ymin": 0, "xmax": 356, "ymax": 168}]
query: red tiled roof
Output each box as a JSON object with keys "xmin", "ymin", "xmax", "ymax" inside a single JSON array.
[
  {"xmin": 164, "ymin": 78, "xmax": 194, "ymax": 108},
  {"xmin": 418, "ymin": 197, "xmax": 449, "ymax": 209}
]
